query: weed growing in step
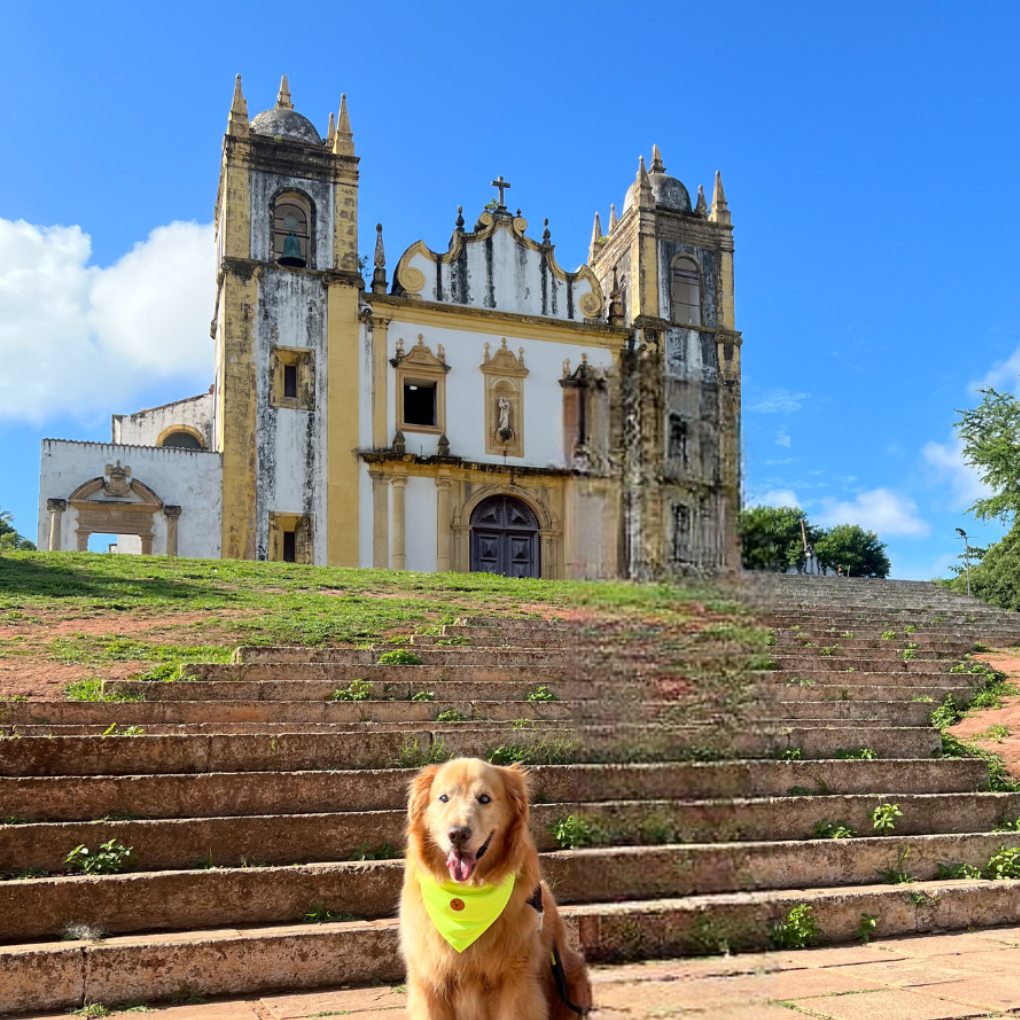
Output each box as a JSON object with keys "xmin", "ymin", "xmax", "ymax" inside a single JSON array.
[
  {"xmin": 902, "ymin": 648, "xmax": 917, "ymax": 661},
  {"xmin": 786, "ymin": 677, "xmax": 815, "ymax": 686},
  {"xmin": 908, "ymin": 891, "xmax": 938, "ymax": 906},
  {"xmin": 328, "ymin": 679, "xmax": 374, "ymax": 702},
  {"xmin": 394, "ymin": 736, "xmax": 452, "ymax": 769},
  {"xmin": 992, "ymin": 816, "xmax": 1020, "ymax": 832},
  {"xmin": 812, "ymin": 819, "xmax": 857, "ymax": 839},
  {"xmin": 191, "ymin": 850, "xmax": 220, "ymax": 870},
  {"xmin": 63, "ymin": 678, "xmax": 146, "ymax": 703},
  {"xmin": 936, "ymin": 861, "xmax": 981, "ymax": 879},
  {"xmin": 778, "ymin": 747, "xmax": 803, "ymax": 761},
  {"xmin": 872, "ymin": 803, "xmax": 903, "ymax": 834},
  {"xmin": 525, "ymin": 685, "xmax": 557, "ymax": 703},
  {"xmin": 787, "ymin": 786, "xmax": 814, "ymax": 797},
  {"xmin": 928, "ymin": 694, "xmax": 964, "ymax": 730},
  {"xmin": 348, "ymin": 842, "xmax": 399, "ymax": 861},
  {"xmin": 0, "ymin": 866, "xmax": 49, "ymax": 881},
  {"xmin": 856, "ymin": 913, "xmax": 878, "ymax": 944},
  {"xmin": 65, "ymin": 839, "xmax": 135, "ymax": 876},
  {"xmin": 486, "ymin": 736, "xmax": 575, "ymax": 767},
  {"xmin": 303, "ymin": 905, "xmax": 360, "ymax": 923},
  {"xmin": 409, "ymin": 691, "xmax": 434, "ymax": 702},
  {"xmin": 70, "ymin": 1003, "xmax": 114, "ymax": 1018},
  {"xmin": 876, "ymin": 844, "xmax": 915, "ymax": 884},
  {"xmin": 766, "ymin": 630, "xmax": 777, "ymax": 646},
  {"xmin": 835, "ymin": 747, "xmax": 878, "ymax": 760},
  {"xmin": 101, "ymin": 724, "xmax": 145, "ymax": 736},
  {"xmin": 881, "ymin": 631, "xmax": 896, "ymax": 640},
  {"xmin": 436, "ymin": 636, "xmax": 471, "ymax": 647},
  {"xmin": 548, "ymin": 815, "xmax": 609, "ymax": 848},
  {"xmin": 130, "ymin": 662, "xmax": 183, "ymax": 682},
  {"xmin": 434, "ymin": 709, "xmax": 469, "ymax": 724},
  {"xmin": 61, "ymin": 922, "xmax": 109, "ymax": 942},
  {"xmin": 2, "ymin": 815, "xmax": 28, "ymax": 825},
  {"xmin": 820, "ymin": 647, "xmax": 836, "ymax": 657},
  {"xmin": 377, "ymin": 650, "xmax": 423, "ymax": 666},
  {"xmin": 973, "ymin": 641, "xmax": 992, "ymax": 653},
  {"xmin": 769, "ymin": 904, "xmax": 821, "ymax": 950},
  {"xmin": 0, "ymin": 694, "xmax": 28, "ymax": 702},
  {"xmin": 984, "ymin": 846, "xmax": 1020, "ymax": 880},
  {"xmin": 840, "ymin": 687, "xmax": 854, "ymax": 700},
  {"xmin": 113, "ymin": 1002, "xmax": 153, "ymax": 1014},
  {"xmin": 840, "ymin": 632, "xmax": 854, "ymax": 639},
  {"xmin": 904, "ymin": 626, "xmax": 916, "ymax": 635},
  {"xmin": 912, "ymin": 696, "xmax": 935, "ymax": 704}
]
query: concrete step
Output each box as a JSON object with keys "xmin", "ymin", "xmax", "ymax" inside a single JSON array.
[
  {"xmin": 774, "ymin": 683, "xmax": 974, "ymax": 703},
  {"xmin": 772, "ymin": 656, "xmax": 961, "ymax": 672},
  {"xmin": 775, "ymin": 700, "xmax": 934, "ymax": 725},
  {"xmin": 5, "ymin": 792, "xmax": 1018, "ymax": 878},
  {"xmin": 6, "ymin": 878, "xmax": 1020, "ymax": 1014},
  {"xmin": 6, "ymin": 831, "xmax": 1020, "ymax": 942},
  {"xmin": 0, "ymin": 723, "xmax": 943, "ymax": 777},
  {"xmin": 774, "ymin": 670, "xmax": 980, "ymax": 688},
  {"xmin": 180, "ymin": 661, "xmax": 569, "ymax": 683},
  {"xmin": 233, "ymin": 646, "xmax": 566, "ymax": 666},
  {"xmin": 0, "ymin": 759, "xmax": 989, "ymax": 824}
]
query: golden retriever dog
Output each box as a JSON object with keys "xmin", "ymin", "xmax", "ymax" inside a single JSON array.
[{"xmin": 400, "ymin": 757, "xmax": 592, "ymax": 1019}]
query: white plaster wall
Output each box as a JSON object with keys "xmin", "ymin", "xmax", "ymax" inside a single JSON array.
[
  {"xmin": 38, "ymin": 441, "xmax": 223, "ymax": 558},
  {"xmin": 273, "ymin": 410, "xmax": 312, "ymax": 510},
  {"xmin": 403, "ymin": 476, "xmax": 437, "ymax": 574},
  {"xmin": 406, "ymin": 222, "xmax": 597, "ymax": 322},
  {"xmin": 358, "ymin": 460, "xmax": 376, "ymax": 568},
  {"xmin": 386, "ymin": 319, "xmax": 615, "ymax": 469},
  {"xmin": 112, "ymin": 392, "xmax": 214, "ymax": 448}
]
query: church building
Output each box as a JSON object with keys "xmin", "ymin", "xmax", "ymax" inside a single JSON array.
[{"xmin": 37, "ymin": 76, "xmax": 742, "ymax": 579}]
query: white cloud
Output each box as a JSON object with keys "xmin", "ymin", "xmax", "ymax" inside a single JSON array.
[
  {"xmin": 977, "ymin": 344, "xmax": 1020, "ymax": 392},
  {"xmin": 746, "ymin": 489, "xmax": 800, "ymax": 509},
  {"xmin": 746, "ymin": 387, "xmax": 809, "ymax": 414},
  {"xmin": 816, "ymin": 488, "xmax": 931, "ymax": 538},
  {"xmin": 775, "ymin": 427, "xmax": 791, "ymax": 448},
  {"xmin": 0, "ymin": 217, "xmax": 214, "ymax": 424},
  {"xmin": 922, "ymin": 438, "xmax": 990, "ymax": 511}
]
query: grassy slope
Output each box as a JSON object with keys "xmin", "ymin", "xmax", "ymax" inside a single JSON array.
[{"xmin": 0, "ymin": 552, "xmax": 759, "ymax": 699}]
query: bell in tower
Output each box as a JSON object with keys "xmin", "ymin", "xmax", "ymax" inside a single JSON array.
[{"xmin": 279, "ymin": 231, "xmax": 306, "ymax": 268}]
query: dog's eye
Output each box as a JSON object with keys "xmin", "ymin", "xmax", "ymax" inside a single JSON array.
[
  {"xmin": 478, "ymin": 794, "xmax": 491, "ymax": 804},
  {"xmin": 438, "ymin": 794, "xmax": 449, "ymax": 803}
]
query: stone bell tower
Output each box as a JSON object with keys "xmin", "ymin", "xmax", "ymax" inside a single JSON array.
[
  {"xmin": 588, "ymin": 146, "xmax": 742, "ymax": 578},
  {"xmin": 212, "ymin": 75, "xmax": 362, "ymax": 565}
]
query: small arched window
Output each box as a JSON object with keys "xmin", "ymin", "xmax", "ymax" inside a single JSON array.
[
  {"xmin": 160, "ymin": 429, "xmax": 203, "ymax": 450},
  {"xmin": 272, "ymin": 193, "xmax": 311, "ymax": 268},
  {"xmin": 671, "ymin": 257, "xmax": 702, "ymax": 326}
]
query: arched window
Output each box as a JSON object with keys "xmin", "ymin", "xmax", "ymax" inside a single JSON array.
[
  {"xmin": 668, "ymin": 414, "xmax": 689, "ymax": 465},
  {"xmin": 272, "ymin": 193, "xmax": 311, "ymax": 267},
  {"xmin": 159, "ymin": 429, "xmax": 203, "ymax": 450},
  {"xmin": 671, "ymin": 257, "xmax": 702, "ymax": 326}
]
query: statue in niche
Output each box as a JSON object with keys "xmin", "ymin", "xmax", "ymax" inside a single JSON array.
[{"xmin": 497, "ymin": 396, "xmax": 514, "ymax": 443}]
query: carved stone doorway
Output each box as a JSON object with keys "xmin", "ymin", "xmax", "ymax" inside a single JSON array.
[{"xmin": 469, "ymin": 495, "xmax": 540, "ymax": 579}]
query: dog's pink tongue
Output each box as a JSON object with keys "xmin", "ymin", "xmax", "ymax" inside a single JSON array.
[{"xmin": 447, "ymin": 850, "xmax": 476, "ymax": 882}]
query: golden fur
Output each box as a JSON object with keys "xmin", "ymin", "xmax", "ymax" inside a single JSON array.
[{"xmin": 399, "ymin": 757, "xmax": 592, "ymax": 1020}]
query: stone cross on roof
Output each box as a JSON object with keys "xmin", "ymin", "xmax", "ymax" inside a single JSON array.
[{"xmin": 490, "ymin": 175, "xmax": 511, "ymax": 208}]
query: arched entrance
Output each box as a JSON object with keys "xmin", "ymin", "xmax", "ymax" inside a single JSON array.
[{"xmin": 469, "ymin": 495, "xmax": 540, "ymax": 578}]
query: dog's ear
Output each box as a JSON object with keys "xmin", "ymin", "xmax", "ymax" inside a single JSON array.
[
  {"xmin": 501, "ymin": 762, "xmax": 531, "ymax": 825},
  {"xmin": 407, "ymin": 764, "xmax": 442, "ymax": 821}
]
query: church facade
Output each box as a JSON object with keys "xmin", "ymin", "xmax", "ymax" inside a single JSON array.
[{"xmin": 37, "ymin": 76, "xmax": 742, "ymax": 580}]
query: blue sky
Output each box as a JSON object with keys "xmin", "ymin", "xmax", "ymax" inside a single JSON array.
[{"xmin": 1, "ymin": 0, "xmax": 1018, "ymax": 576}]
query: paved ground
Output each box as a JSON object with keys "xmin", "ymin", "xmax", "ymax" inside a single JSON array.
[{"xmin": 15, "ymin": 925, "xmax": 1020, "ymax": 1019}]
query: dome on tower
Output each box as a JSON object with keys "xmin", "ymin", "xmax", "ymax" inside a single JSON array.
[
  {"xmin": 250, "ymin": 75, "xmax": 323, "ymax": 145},
  {"xmin": 622, "ymin": 145, "xmax": 692, "ymax": 214}
]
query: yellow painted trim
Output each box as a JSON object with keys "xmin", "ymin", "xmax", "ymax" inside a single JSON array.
[
  {"xmin": 371, "ymin": 297, "xmax": 628, "ymax": 349},
  {"xmin": 155, "ymin": 424, "xmax": 206, "ymax": 450},
  {"xmin": 371, "ymin": 317, "xmax": 391, "ymax": 448},
  {"xmin": 219, "ymin": 269, "xmax": 259, "ymax": 560},
  {"xmin": 326, "ymin": 282, "xmax": 361, "ymax": 566}
]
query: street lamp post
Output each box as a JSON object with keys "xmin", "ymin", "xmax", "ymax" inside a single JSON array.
[{"xmin": 955, "ymin": 528, "xmax": 971, "ymax": 598}]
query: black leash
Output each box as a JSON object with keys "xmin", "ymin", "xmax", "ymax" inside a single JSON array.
[{"xmin": 528, "ymin": 884, "xmax": 588, "ymax": 1016}]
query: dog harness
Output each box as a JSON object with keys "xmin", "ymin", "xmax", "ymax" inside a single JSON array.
[{"xmin": 419, "ymin": 871, "xmax": 515, "ymax": 953}]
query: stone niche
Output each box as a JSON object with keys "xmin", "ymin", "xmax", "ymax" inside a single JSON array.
[{"xmin": 480, "ymin": 338, "xmax": 529, "ymax": 458}]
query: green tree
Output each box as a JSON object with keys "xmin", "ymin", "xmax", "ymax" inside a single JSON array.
[
  {"xmin": 739, "ymin": 505, "xmax": 821, "ymax": 573},
  {"xmin": 955, "ymin": 388, "xmax": 1020, "ymax": 523},
  {"xmin": 0, "ymin": 509, "xmax": 37, "ymax": 552},
  {"xmin": 814, "ymin": 524, "xmax": 890, "ymax": 578}
]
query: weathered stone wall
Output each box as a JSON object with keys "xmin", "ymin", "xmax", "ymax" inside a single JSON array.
[{"xmin": 111, "ymin": 392, "xmax": 215, "ymax": 449}]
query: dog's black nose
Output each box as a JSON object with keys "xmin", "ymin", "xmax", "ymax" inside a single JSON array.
[{"xmin": 448, "ymin": 826, "xmax": 472, "ymax": 848}]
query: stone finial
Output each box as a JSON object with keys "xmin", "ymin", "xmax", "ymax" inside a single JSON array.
[
  {"xmin": 542, "ymin": 218, "xmax": 551, "ymax": 245},
  {"xmin": 396, "ymin": 337, "xmax": 405, "ymax": 359},
  {"xmin": 437, "ymin": 344, "xmax": 446, "ymax": 363},
  {"xmin": 609, "ymin": 268, "xmax": 624, "ymax": 326},
  {"xmin": 608, "ymin": 203, "xmax": 618, "ymax": 232},
  {"xmin": 589, "ymin": 211, "xmax": 603, "ymax": 261},
  {"xmin": 276, "ymin": 74, "xmax": 294, "ymax": 110},
  {"xmin": 393, "ymin": 430, "xmax": 406, "ymax": 455},
  {"xmin": 326, "ymin": 112, "xmax": 336, "ymax": 146},
  {"xmin": 637, "ymin": 156, "xmax": 654, "ymax": 209},
  {"xmin": 437, "ymin": 434, "xmax": 451, "ymax": 457},
  {"xmin": 650, "ymin": 143, "xmax": 665, "ymax": 174},
  {"xmin": 562, "ymin": 358, "xmax": 570, "ymax": 378},
  {"xmin": 372, "ymin": 224, "xmax": 387, "ymax": 293},
  {"xmin": 227, "ymin": 74, "xmax": 249, "ymax": 137},
  {"xmin": 333, "ymin": 94, "xmax": 354, "ymax": 156},
  {"xmin": 483, "ymin": 341, "xmax": 491, "ymax": 362},
  {"xmin": 695, "ymin": 184, "xmax": 708, "ymax": 215},
  {"xmin": 710, "ymin": 170, "xmax": 731, "ymax": 225},
  {"xmin": 518, "ymin": 347, "xmax": 525, "ymax": 366},
  {"xmin": 455, "ymin": 205, "xmax": 465, "ymax": 231}
]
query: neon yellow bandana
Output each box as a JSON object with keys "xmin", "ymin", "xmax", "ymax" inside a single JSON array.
[{"xmin": 419, "ymin": 871, "xmax": 516, "ymax": 953}]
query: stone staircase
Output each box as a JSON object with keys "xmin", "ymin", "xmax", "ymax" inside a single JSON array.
[{"xmin": 3, "ymin": 578, "xmax": 1020, "ymax": 1014}]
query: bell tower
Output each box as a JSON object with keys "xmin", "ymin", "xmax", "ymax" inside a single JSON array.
[
  {"xmin": 588, "ymin": 146, "xmax": 741, "ymax": 577},
  {"xmin": 212, "ymin": 75, "xmax": 361, "ymax": 564}
]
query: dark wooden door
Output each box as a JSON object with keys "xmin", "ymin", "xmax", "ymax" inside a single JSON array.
[{"xmin": 469, "ymin": 496, "xmax": 540, "ymax": 579}]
